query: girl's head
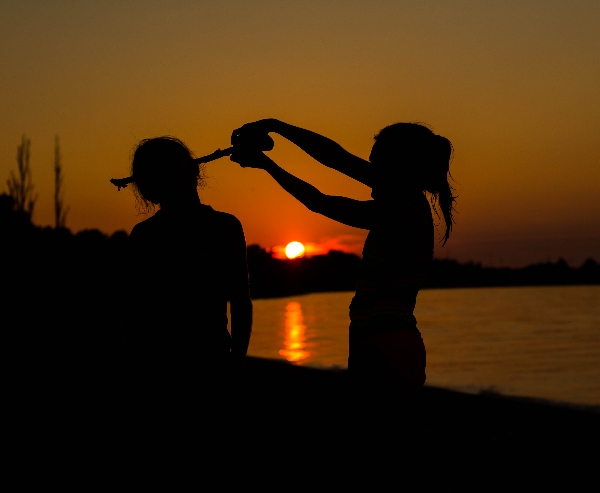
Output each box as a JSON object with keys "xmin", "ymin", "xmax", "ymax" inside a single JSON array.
[
  {"xmin": 370, "ymin": 122, "xmax": 456, "ymax": 244},
  {"xmin": 130, "ymin": 137, "xmax": 204, "ymax": 210}
]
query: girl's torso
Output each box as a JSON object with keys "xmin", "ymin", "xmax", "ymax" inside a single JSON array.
[{"xmin": 349, "ymin": 193, "xmax": 434, "ymax": 342}]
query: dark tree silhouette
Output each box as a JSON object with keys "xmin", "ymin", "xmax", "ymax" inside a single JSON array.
[
  {"xmin": 54, "ymin": 136, "xmax": 69, "ymax": 229},
  {"xmin": 7, "ymin": 134, "xmax": 38, "ymax": 218}
]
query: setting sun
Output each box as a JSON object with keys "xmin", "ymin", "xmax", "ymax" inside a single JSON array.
[{"xmin": 285, "ymin": 241, "xmax": 305, "ymax": 259}]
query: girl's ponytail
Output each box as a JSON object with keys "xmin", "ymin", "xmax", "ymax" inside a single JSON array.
[
  {"xmin": 427, "ymin": 135, "xmax": 456, "ymax": 245},
  {"xmin": 435, "ymin": 178, "xmax": 456, "ymax": 245}
]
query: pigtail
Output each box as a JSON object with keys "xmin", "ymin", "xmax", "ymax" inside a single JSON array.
[
  {"xmin": 427, "ymin": 135, "xmax": 456, "ymax": 245},
  {"xmin": 436, "ymin": 179, "xmax": 456, "ymax": 245}
]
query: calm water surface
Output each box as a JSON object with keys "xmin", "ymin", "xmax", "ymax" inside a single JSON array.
[{"xmin": 246, "ymin": 286, "xmax": 600, "ymax": 406}]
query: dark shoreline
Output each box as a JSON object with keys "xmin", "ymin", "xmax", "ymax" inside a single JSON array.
[
  {"xmin": 242, "ymin": 356, "xmax": 599, "ymax": 463},
  {"xmin": 248, "ymin": 356, "xmax": 600, "ymax": 413},
  {"xmin": 249, "ymin": 282, "xmax": 599, "ymax": 301}
]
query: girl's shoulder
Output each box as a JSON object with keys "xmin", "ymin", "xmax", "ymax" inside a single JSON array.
[
  {"xmin": 200, "ymin": 205, "xmax": 244, "ymax": 233},
  {"xmin": 129, "ymin": 206, "xmax": 245, "ymax": 246},
  {"xmin": 130, "ymin": 211, "xmax": 163, "ymax": 237}
]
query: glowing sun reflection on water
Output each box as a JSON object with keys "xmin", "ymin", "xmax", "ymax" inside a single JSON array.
[{"xmin": 279, "ymin": 301, "xmax": 309, "ymax": 362}]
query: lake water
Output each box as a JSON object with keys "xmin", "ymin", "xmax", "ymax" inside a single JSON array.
[{"xmin": 246, "ymin": 285, "xmax": 600, "ymax": 407}]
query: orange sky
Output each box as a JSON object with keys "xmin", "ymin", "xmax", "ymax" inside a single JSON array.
[{"xmin": 1, "ymin": 1, "xmax": 599, "ymax": 267}]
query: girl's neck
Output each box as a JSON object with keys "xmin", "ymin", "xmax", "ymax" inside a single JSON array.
[{"xmin": 159, "ymin": 191, "xmax": 202, "ymax": 213}]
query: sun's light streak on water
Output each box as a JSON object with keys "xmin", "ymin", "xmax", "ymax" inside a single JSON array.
[{"xmin": 279, "ymin": 301, "xmax": 309, "ymax": 362}]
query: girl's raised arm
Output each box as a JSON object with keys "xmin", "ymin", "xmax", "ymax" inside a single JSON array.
[
  {"xmin": 230, "ymin": 149, "xmax": 373, "ymax": 230},
  {"xmin": 232, "ymin": 119, "xmax": 374, "ymax": 187}
]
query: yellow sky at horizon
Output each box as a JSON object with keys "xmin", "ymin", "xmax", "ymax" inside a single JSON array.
[{"xmin": 1, "ymin": 1, "xmax": 599, "ymax": 267}]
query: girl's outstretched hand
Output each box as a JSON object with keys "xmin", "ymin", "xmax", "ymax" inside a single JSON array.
[
  {"xmin": 231, "ymin": 119, "xmax": 279, "ymax": 143},
  {"xmin": 229, "ymin": 119, "xmax": 279, "ymax": 169}
]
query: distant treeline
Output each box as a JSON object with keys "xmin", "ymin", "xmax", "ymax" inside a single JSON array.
[
  {"xmin": 3, "ymin": 198, "xmax": 598, "ymax": 303},
  {"xmin": 247, "ymin": 245, "xmax": 599, "ymax": 298}
]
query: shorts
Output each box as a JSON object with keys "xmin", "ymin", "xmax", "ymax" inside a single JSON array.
[{"xmin": 348, "ymin": 329, "xmax": 426, "ymax": 388}]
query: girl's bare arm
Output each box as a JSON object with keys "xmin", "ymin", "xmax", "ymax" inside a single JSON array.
[
  {"xmin": 232, "ymin": 119, "xmax": 374, "ymax": 187},
  {"xmin": 230, "ymin": 150, "xmax": 373, "ymax": 230}
]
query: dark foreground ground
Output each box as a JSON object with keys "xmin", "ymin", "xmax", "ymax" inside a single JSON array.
[
  {"xmin": 240, "ymin": 357, "xmax": 599, "ymax": 478},
  {"xmin": 11, "ymin": 354, "xmax": 598, "ymax": 482}
]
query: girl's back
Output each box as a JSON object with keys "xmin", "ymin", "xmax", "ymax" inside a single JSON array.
[{"xmin": 124, "ymin": 204, "xmax": 248, "ymax": 381}]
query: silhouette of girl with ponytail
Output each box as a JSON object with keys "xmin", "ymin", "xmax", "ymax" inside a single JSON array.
[
  {"xmin": 121, "ymin": 137, "xmax": 252, "ymax": 429},
  {"xmin": 230, "ymin": 120, "xmax": 455, "ymax": 441}
]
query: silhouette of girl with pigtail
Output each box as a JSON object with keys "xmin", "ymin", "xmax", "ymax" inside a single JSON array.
[{"xmin": 119, "ymin": 137, "xmax": 252, "ymax": 432}]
